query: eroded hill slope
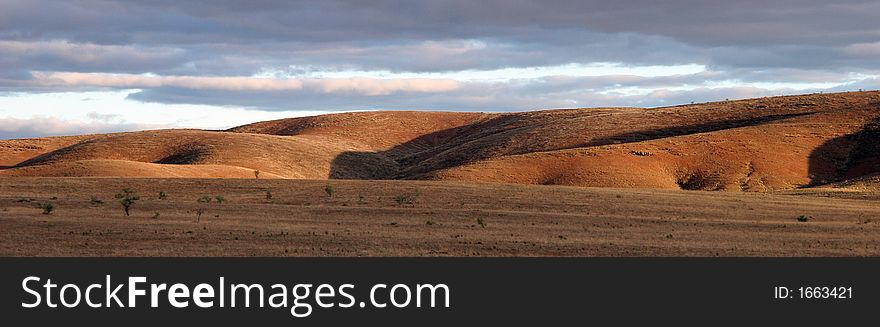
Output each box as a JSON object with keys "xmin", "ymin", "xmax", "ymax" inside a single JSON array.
[{"xmin": 2, "ymin": 91, "xmax": 878, "ymax": 191}]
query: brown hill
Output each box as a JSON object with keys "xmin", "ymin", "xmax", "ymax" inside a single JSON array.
[{"xmin": 1, "ymin": 91, "xmax": 878, "ymax": 191}]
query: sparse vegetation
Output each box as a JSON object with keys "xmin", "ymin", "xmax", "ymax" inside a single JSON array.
[
  {"xmin": 115, "ymin": 189, "xmax": 140, "ymax": 216},
  {"xmin": 675, "ymin": 169, "xmax": 722, "ymax": 191},
  {"xmin": 477, "ymin": 217, "xmax": 486, "ymax": 228},
  {"xmin": 426, "ymin": 220, "xmax": 435, "ymax": 226},
  {"xmin": 324, "ymin": 184, "xmax": 334, "ymax": 197},
  {"xmin": 90, "ymin": 197, "xmax": 104, "ymax": 205},
  {"xmin": 215, "ymin": 196, "xmax": 225, "ymax": 203},
  {"xmin": 797, "ymin": 215, "xmax": 811, "ymax": 222},
  {"xmin": 152, "ymin": 212, "xmax": 160, "ymax": 219},
  {"xmin": 198, "ymin": 196, "xmax": 213, "ymax": 203},
  {"xmin": 196, "ymin": 208, "xmax": 205, "ymax": 222},
  {"xmin": 40, "ymin": 202, "xmax": 55, "ymax": 215},
  {"xmin": 265, "ymin": 190, "xmax": 273, "ymax": 200},
  {"xmin": 158, "ymin": 191, "xmax": 167, "ymax": 200},
  {"xmin": 394, "ymin": 194, "xmax": 415, "ymax": 206}
]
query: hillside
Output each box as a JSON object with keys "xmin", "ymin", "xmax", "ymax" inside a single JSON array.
[{"xmin": 1, "ymin": 91, "xmax": 879, "ymax": 191}]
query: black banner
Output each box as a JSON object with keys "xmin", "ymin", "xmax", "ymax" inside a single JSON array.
[{"xmin": 0, "ymin": 258, "xmax": 876, "ymax": 325}]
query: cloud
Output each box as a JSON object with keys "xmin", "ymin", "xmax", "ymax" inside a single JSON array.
[
  {"xmin": 2, "ymin": 1, "xmax": 879, "ymax": 74},
  {"xmin": 844, "ymin": 42, "xmax": 880, "ymax": 57},
  {"xmin": 0, "ymin": 40, "xmax": 187, "ymax": 74},
  {"xmin": 0, "ymin": 0, "xmax": 878, "ymax": 139},
  {"xmin": 0, "ymin": 116, "xmax": 168, "ymax": 139},
  {"xmin": 29, "ymin": 72, "xmax": 461, "ymax": 96}
]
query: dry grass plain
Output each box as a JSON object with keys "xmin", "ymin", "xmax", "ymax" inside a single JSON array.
[{"xmin": 1, "ymin": 178, "xmax": 878, "ymax": 256}]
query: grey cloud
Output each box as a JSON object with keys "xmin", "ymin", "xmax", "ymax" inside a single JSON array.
[
  {"xmin": 122, "ymin": 69, "xmax": 861, "ymax": 112},
  {"xmin": 0, "ymin": 116, "xmax": 168, "ymax": 139},
  {"xmin": 1, "ymin": 1, "xmax": 878, "ymax": 74},
  {"xmin": 0, "ymin": 0, "xmax": 878, "ymax": 117}
]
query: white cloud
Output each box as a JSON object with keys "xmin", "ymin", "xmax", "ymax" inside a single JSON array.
[{"xmin": 30, "ymin": 72, "xmax": 461, "ymax": 96}]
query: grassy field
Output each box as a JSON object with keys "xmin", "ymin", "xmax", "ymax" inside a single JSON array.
[{"xmin": 1, "ymin": 178, "xmax": 878, "ymax": 256}]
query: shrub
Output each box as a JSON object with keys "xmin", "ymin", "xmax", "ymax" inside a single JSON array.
[
  {"xmin": 196, "ymin": 208, "xmax": 205, "ymax": 222},
  {"xmin": 265, "ymin": 190, "xmax": 273, "ymax": 200},
  {"xmin": 90, "ymin": 197, "xmax": 104, "ymax": 205},
  {"xmin": 40, "ymin": 203, "xmax": 55, "ymax": 215},
  {"xmin": 797, "ymin": 215, "xmax": 811, "ymax": 222},
  {"xmin": 198, "ymin": 196, "xmax": 213, "ymax": 203},
  {"xmin": 215, "ymin": 196, "xmax": 225, "ymax": 203},
  {"xmin": 115, "ymin": 189, "xmax": 140, "ymax": 217},
  {"xmin": 158, "ymin": 191, "xmax": 167, "ymax": 200},
  {"xmin": 477, "ymin": 217, "xmax": 486, "ymax": 228},
  {"xmin": 324, "ymin": 184, "xmax": 334, "ymax": 197},
  {"xmin": 394, "ymin": 194, "xmax": 415, "ymax": 206},
  {"xmin": 152, "ymin": 212, "xmax": 160, "ymax": 219},
  {"xmin": 426, "ymin": 220, "xmax": 435, "ymax": 226}
]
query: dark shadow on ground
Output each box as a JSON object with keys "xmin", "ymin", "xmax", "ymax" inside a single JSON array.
[
  {"xmin": 12, "ymin": 139, "xmax": 99, "ymax": 168},
  {"xmin": 807, "ymin": 116, "xmax": 880, "ymax": 186},
  {"xmin": 330, "ymin": 111, "xmax": 818, "ymax": 180},
  {"xmin": 572, "ymin": 112, "xmax": 815, "ymax": 149}
]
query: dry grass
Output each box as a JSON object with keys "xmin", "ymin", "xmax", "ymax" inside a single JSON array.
[{"xmin": 1, "ymin": 178, "xmax": 878, "ymax": 257}]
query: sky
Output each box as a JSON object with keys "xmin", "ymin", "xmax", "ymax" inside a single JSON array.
[{"xmin": 1, "ymin": 0, "xmax": 879, "ymax": 139}]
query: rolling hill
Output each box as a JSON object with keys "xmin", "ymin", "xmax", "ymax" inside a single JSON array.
[{"xmin": 2, "ymin": 91, "xmax": 878, "ymax": 192}]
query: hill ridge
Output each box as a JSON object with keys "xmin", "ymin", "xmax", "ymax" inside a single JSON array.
[{"xmin": 2, "ymin": 91, "xmax": 879, "ymax": 191}]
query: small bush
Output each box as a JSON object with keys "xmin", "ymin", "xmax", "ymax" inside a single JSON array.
[
  {"xmin": 394, "ymin": 194, "xmax": 415, "ymax": 206},
  {"xmin": 426, "ymin": 220, "xmax": 435, "ymax": 226},
  {"xmin": 40, "ymin": 203, "xmax": 55, "ymax": 215},
  {"xmin": 265, "ymin": 190, "xmax": 273, "ymax": 200},
  {"xmin": 90, "ymin": 197, "xmax": 104, "ymax": 205},
  {"xmin": 324, "ymin": 184, "xmax": 334, "ymax": 198},
  {"xmin": 477, "ymin": 217, "xmax": 486, "ymax": 228},
  {"xmin": 115, "ymin": 189, "xmax": 140, "ymax": 217},
  {"xmin": 215, "ymin": 196, "xmax": 225, "ymax": 203},
  {"xmin": 158, "ymin": 191, "xmax": 167, "ymax": 200},
  {"xmin": 797, "ymin": 215, "xmax": 811, "ymax": 222},
  {"xmin": 152, "ymin": 212, "xmax": 160, "ymax": 219},
  {"xmin": 198, "ymin": 196, "xmax": 213, "ymax": 203},
  {"xmin": 196, "ymin": 208, "xmax": 205, "ymax": 222}
]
